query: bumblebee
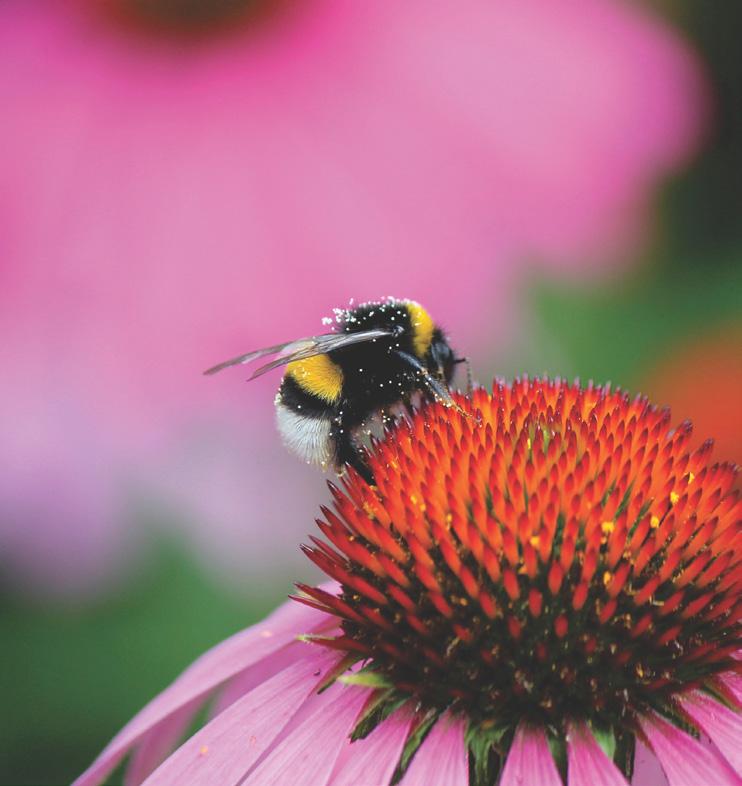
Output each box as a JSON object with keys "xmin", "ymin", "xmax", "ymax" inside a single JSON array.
[{"xmin": 205, "ymin": 297, "xmax": 464, "ymax": 483}]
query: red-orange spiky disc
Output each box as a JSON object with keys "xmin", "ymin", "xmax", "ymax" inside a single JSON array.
[{"xmin": 299, "ymin": 378, "xmax": 742, "ymax": 730}]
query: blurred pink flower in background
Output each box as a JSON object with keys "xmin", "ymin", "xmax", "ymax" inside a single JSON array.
[{"xmin": 0, "ymin": 0, "xmax": 706, "ymax": 595}]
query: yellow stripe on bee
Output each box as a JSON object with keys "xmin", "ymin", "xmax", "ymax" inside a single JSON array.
[
  {"xmin": 406, "ymin": 301, "xmax": 434, "ymax": 358},
  {"xmin": 287, "ymin": 354, "xmax": 343, "ymax": 403}
]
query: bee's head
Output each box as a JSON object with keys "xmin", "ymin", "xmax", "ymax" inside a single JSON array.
[{"xmin": 427, "ymin": 328, "xmax": 457, "ymax": 385}]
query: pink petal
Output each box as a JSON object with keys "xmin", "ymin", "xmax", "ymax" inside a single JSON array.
[
  {"xmin": 210, "ymin": 587, "xmax": 340, "ymax": 717},
  {"xmin": 125, "ymin": 697, "xmax": 203, "ymax": 786},
  {"xmin": 242, "ymin": 684, "xmax": 370, "ymax": 786},
  {"xmin": 399, "ymin": 714, "xmax": 468, "ymax": 786},
  {"xmin": 567, "ymin": 721, "xmax": 629, "ymax": 786},
  {"xmin": 142, "ymin": 651, "xmax": 335, "ymax": 786},
  {"xmin": 208, "ymin": 634, "xmax": 334, "ymax": 719},
  {"xmin": 631, "ymin": 738, "xmax": 668, "ymax": 786},
  {"xmin": 73, "ymin": 600, "xmax": 332, "ymax": 786},
  {"xmin": 329, "ymin": 710, "xmax": 413, "ymax": 786},
  {"xmin": 677, "ymin": 691, "xmax": 742, "ymax": 776},
  {"xmin": 719, "ymin": 672, "xmax": 742, "ymax": 708},
  {"xmin": 638, "ymin": 712, "xmax": 742, "ymax": 786},
  {"xmin": 500, "ymin": 722, "xmax": 562, "ymax": 786}
]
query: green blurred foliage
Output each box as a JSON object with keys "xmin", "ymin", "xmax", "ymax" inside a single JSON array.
[
  {"xmin": 525, "ymin": 255, "xmax": 741, "ymax": 388},
  {"xmin": 654, "ymin": 1, "xmax": 742, "ymax": 261},
  {"xmin": 0, "ymin": 541, "xmax": 288, "ymax": 786}
]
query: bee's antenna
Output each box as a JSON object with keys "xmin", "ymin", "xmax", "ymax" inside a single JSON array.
[{"xmin": 454, "ymin": 356, "xmax": 473, "ymax": 395}]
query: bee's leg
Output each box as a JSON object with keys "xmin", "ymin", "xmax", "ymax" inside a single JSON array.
[{"xmin": 331, "ymin": 415, "xmax": 375, "ymax": 485}]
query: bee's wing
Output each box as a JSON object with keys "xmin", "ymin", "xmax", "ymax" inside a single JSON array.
[
  {"xmin": 203, "ymin": 340, "xmax": 313, "ymax": 376},
  {"xmin": 247, "ymin": 328, "xmax": 395, "ymax": 380},
  {"xmin": 204, "ymin": 328, "xmax": 395, "ymax": 379}
]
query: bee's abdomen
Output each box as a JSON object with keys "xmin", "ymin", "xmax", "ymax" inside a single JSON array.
[
  {"xmin": 275, "ymin": 375, "xmax": 336, "ymax": 467},
  {"xmin": 285, "ymin": 354, "xmax": 343, "ymax": 403}
]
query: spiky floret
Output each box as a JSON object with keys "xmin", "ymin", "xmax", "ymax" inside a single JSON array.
[{"xmin": 296, "ymin": 378, "xmax": 741, "ymax": 781}]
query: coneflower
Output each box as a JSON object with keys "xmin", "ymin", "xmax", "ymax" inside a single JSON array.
[{"xmin": 76, "ymin": 379, "xmax": 741, "ymax": 786}]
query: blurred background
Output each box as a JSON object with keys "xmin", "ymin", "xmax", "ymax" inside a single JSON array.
[{"xmin": 0, "ymin": 1, "xmax": 739, "ymax": 783}]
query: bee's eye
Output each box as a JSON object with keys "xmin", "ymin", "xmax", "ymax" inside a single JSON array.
[{"xmin": 428, "ymin": 339, "xmax": 455, "ymax": 383}]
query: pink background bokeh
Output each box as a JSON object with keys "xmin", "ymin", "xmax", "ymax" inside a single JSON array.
[{"xmin": 0, "ymin": 0, "xmax": 707, "ymax": 595}]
